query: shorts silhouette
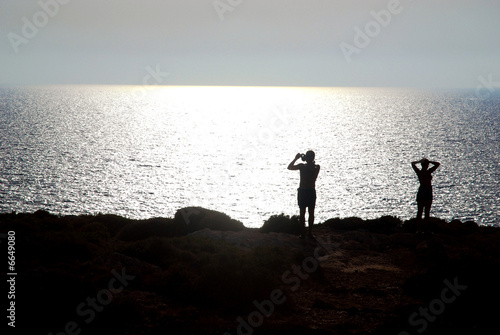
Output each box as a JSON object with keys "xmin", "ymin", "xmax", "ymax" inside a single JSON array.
[{"xmin": 297, "ymin": 187, "xmax": 316, "ymax": 209}]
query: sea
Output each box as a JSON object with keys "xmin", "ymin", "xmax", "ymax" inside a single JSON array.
[{"xmin": 0, "ymin": 85, "xmax": 498, "ymax": 227}]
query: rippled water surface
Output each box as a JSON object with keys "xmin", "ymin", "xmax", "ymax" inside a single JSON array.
[{"xmin": 0, "ymin": 86, "xmax": 498, "ymax": 227}]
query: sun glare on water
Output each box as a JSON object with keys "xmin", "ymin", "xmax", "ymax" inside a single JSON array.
[{"xmin": 146, "ymin": 85, "xmax": 308, "ymax": 124}]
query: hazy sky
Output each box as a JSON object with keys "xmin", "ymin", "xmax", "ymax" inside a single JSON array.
[{"xmin": 1, "ymin": 0, "xmax": 499, "ymax": 87}]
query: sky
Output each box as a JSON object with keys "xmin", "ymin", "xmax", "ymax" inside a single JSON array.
[{"xmin": 1, "ymin": 0, "xmax": 499, "ymax": 88}]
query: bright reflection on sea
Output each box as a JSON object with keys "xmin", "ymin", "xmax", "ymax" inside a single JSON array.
[{"xmin": 0, "ymin": 86, "xmax": 498, "ymax": 227}]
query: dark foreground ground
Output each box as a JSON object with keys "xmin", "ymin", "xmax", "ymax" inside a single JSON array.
[{"xmin": 1, "ymin": 207, "xmax": 499, "ymax": 335}]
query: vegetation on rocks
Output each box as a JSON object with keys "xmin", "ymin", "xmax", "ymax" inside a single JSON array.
[{"xmin": 1, "ymin": 208, "xmax": 499, "ymax": 334}]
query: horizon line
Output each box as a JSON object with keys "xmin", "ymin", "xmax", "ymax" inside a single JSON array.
[{"xmin": 0, "ymin": 83, "xmax": 485, "ymax": 91}]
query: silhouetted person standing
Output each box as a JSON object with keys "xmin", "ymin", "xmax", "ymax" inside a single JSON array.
[
  {"xmin": 412, "ymin": 158, "xmax": 440, "ymax": 232},
  {"xmin": 288, "ymin": 151, "xmax": 320, "ymax": 238}
]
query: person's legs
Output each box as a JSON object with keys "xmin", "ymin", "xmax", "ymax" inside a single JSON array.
[
  {"xmin": 422, "ymin": 201, "xmax": 432, "ymax": 233},
  {"xmin": 298, "ymin": 188, "xmax": 316, "ymax": 237},
  {"xmin": 299, "ymin": 207, "xmax": 306, "ymax": 237},
  {"xmin": 307, "ymin": 207, "xmax": 315, "ymax": 237},
  {"xmin": 416, "ymin": 203, "xmax": 424, "ymax": 232},
  {"xmin": 417, "ymin": 203, "xmax": 424, "ymax": 220},
  {"xmin": 424, "ymin": 201, "xmax": 432, "ymax": 220}
]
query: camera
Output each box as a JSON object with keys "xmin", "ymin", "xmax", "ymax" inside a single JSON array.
[{"xmin": 300, "ymin": 154, "xmax": 306, "ymax": 161}]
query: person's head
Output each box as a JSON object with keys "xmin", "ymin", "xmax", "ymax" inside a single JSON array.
[
  {"xmin": 421, "ymin": 158, "xmax": 430, "ymax": 170},
  {"xmin": 304, "ymin": 150, "xmax": 315, "ymax": 164}
]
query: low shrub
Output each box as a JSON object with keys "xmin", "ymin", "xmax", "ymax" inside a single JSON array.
[{"xmin": 260, "ymin": 213, "xmax": 301, "ymax": 235}]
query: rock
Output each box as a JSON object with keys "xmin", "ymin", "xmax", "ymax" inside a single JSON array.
[
  {"xmin": 108, "ymin": 252, "xmax": 162, "ymax": 275},
  {"xmin": 323, "ymin": 216, "xmax": 402, "ymax": 234},
  {"xmin": 366, "ymin": 216, "xmax": 402, "ymax": 234},
  {"xmin": 434, "ymin": 219, "xmax": 479, "ymax": 235},
  {"xmin": 188, "ymin": 228, "xmax": 309, "ymax": 251},
  {"xmin": 402, "ymin": 218, "xmax": 479, "ymax": 235},
  {"xmin": 386, "ymin": 232, "xmax": 420, "ymax": 248},
  {"xmin": 312, "ymin": 299, "xmax": 337, "ymax": 310},
  {"xmin": 174, "ymin": 207, "xmax": 245, "ymax": 233},
  {"xmin": 343, "ymin": 230, "xmax": 388, "ymax": 250},
  {"xmin": 402, "ymin": 217, "xmax": 445, "ymax": 233},
  {"xmin": 117, "ymin": 217, "xmax": 181, "ymax": 241},
  {"xmin": 415, "ymin": 238, "xmax": 448, "ymax": 262},
  {"xmin": 34, "ymin": 209, "xmax": 54, "ymax": 218},
  {"xmin": 323, "ymin": 217, "xmax": 365, "ymax": 231}
]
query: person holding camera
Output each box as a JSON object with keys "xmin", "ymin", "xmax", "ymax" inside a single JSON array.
[
  {"xmin": 288, "ymin": 150, "xmax": 320, "ymax": 238},
  {"xmin": 411, "ymin": 158, "xmax": 440, "ymax": 231}
]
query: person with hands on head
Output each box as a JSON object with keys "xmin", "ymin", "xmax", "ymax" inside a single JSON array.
[
  {"xmin": 411, "ymin": 158, "xmax": 440, "ymax": 233},
  {"xmin": 288, "ymin": 150, "xmax": 320, "ymax": 239}
]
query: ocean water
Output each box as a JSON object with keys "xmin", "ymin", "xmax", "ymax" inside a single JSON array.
[{"xmin": 0, "ymin": 86, "xmax": 498, "ymax": 227}]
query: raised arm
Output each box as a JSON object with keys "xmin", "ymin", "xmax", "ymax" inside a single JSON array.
[
  {"xmin": 315, "ymin": 164, "xmax": 321, "ymax": 178},
  {"xmin": 411, "ymin": 160, "xmax": 420, "ymax": 173},
  {"xmin": 287, "ymin": 153, "xmax": 302, "ymax": 170},
  {"xmin": 428, "ymin": 161, "xmax": 440, "ymax": 173}
]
